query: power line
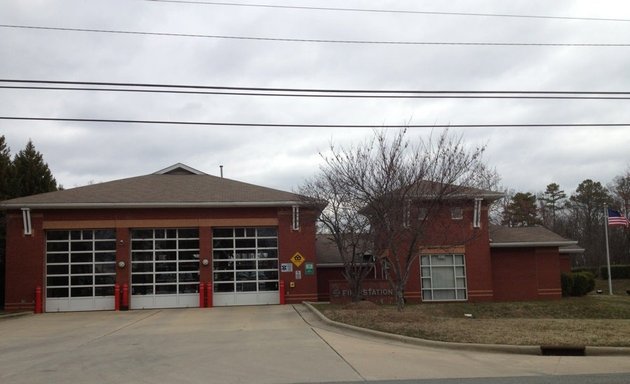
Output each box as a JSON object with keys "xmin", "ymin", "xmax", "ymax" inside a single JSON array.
[
  {"xmin": 4, "ymin": 85, "xmax": 630, "ymax": 100},
  {"xmin": 144, "ymin": 0, "xmax": 630, "ymax": 23},
  {"xmin": 2, "ymin": 79, "xmax": 629, "ymax": 97},
  {"xmin": 1, "ymin": 24, "xmax": 628, "ymax": 47},
  {"xmin": 1, "ymin": 116, "xmax": 628, "ymax": 128}
]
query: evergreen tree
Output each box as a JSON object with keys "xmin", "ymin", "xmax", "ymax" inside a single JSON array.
[
  {"xmin": 0, "ymin": 136, "xmax": 12, "ymax": 200},
  {"xmin": 11, "ymin": 139, "xmax": 57, "ymax": 197},
  {"xmin": 539, "ymin": 182, "xmax": 567, "ymax": 230},
  {"xmin": 502, "ymin": 192, "xmax": 539, "ymax": 226}
]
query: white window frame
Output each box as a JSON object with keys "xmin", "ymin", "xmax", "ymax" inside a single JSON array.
[
  {"xmin": 473, "ymin": 198, "xmax": 483, "ymax": 228},
  {"xmin": 212, "ymin": 227, "xmax": 279, "ymax": 294},
  {"xmin": 45, "ymin": 230, "xmax": 117, "ymax": 301},
  {"xmin": 21, "ymin": 208, "xmax": 32, "ymax": 235},
  {"xmin": 292, "ymin": 205, "xmax": 300, "ymax": 231},
  {"xmin": 130, "ymin": 228, "xmax": 200, "ymax": 297},
  {"xmin": 421, "ymin": 254, "xmax": 467, "ymax": 301},
  {"xmin": 451, "ymin": 207, "xmax": 463, "ymax": 220}
]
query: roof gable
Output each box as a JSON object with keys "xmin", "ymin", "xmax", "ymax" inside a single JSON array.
[{"xmin": 154, "ymin": 163, "xmax": 206, "ymax": 175}]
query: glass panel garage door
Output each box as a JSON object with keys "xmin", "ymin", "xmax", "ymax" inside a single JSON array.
[
  {"xmin": 45, "ymin": 230, "xmax": 117, "ymax": 312},
  {"xmin": 212, "ymin": 227, "xmax": 279, "ymax": 306},
  {"xmin": 130, "ymin": 228, "xmax": 200, "ymax": 309}
]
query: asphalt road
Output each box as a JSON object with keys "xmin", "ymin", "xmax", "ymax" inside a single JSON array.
[
  {"xmin": 309, "ymin": 374, "xmax": 630, "ymax": 384},
  {"xmin": 0, "ymin": 305, "xmax": 629, "ymax": 384}
]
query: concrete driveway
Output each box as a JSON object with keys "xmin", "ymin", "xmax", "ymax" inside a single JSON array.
[{"xmin": 0, "ymin": 305, "xmax": 629, "ymax": 384}]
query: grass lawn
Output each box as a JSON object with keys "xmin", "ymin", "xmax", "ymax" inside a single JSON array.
[{"xmin": 316, "ymin": 279, "xmax": 630, "ymax": 347}]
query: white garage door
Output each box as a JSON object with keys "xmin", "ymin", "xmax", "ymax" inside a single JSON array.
[
  {"xmin": 130, "ymin": 228, "xmax": 200, "ymax": 309},
  {"xmin": 45, "ymin": 230, "xmax": 117, "ymax": 312},
  {"xmin": 212, "ymin": 227, "xmax": 279, "ymax": 306}
]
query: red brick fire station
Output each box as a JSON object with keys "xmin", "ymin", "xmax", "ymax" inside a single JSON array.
[
  {"xmin": 2, "ymin": 163, "xmax": 580, "ymax": 312},
  {"xmin": 2, "ymin": 164, "xmax": 317, "ymax": 312}
]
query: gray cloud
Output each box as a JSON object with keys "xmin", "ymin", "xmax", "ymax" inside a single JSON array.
[{"xmin": 1, "ymin": 0, "xmax": 630, "ymax": 196}]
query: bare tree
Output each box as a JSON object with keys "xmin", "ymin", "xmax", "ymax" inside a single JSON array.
[
  {"xmin": 305, "ymin": 128, "xmax": 495, "ymax": 310},
  {"xmin": 299, "ymin": 169, "xmax": 374, "ymax": 302}
]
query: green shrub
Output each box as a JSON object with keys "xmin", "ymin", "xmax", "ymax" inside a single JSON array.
[
  {"xmin": 571, "ymin": 272, "xmax": 595, "ymax": 296},
  {"xmin": 561, "ymin": 272, "xmax": 574, "ymax": 297},
  {"xmin": 561, "ymin": 271, "xmax": 595, "ymax": 297},
  {"xmin": 600, "ymin": 265, "xmax": 630, "ymax": 280}
]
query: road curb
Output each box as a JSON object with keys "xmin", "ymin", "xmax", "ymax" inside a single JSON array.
[{"xmin": 302, "ymin": 302, "xmax": 630, "ymax": 356}]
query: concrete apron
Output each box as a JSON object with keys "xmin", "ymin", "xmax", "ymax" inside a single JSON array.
[{"xmin": 0, "ymin": 305, "xmax": 628, "ymax": 384}]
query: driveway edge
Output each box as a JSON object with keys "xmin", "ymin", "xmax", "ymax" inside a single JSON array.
[
  {"xmin": 0, "ymin": 311, "xmax": 32, "ymax": 321},
  {"xmin": 302, "ymin": 302, "xmax": 630, "ymax": 356}
]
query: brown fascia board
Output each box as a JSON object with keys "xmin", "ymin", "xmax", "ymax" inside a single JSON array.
[
  {"xmin": 0, "ymin": 200, "xmax": 305, "ymax": 210},
  {"xmin": 490, "ymin": 240, "xmax": 578, "ymax": 248}
]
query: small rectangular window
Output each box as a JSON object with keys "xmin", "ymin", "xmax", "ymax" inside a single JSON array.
[
  {"xmin": 418, "ymin": 208, "xmax": 428, "ymax": 220},
  {"xmin": 21, "ymin": 208, "xmax": 32, "ymax": 235},
  {"xmin": 473, "ymin": 198, "xmax": 483, "ymax": 228},
  {"xmin": 451, "ymin": 207, "xmax": 463, "ymax": 220},
  {"xmin": 292, "ymin": 205, "xmax": 300, "ymax": 230}
]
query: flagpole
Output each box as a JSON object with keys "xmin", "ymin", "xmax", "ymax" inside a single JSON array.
[{"xmin": 604, "ymin": 206, "xmax": 613, "ymax": 295}]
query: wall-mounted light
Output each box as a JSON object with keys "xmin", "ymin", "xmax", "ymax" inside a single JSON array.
[
  {"xmin": 201, "ymin": 259, "xmax": 209, "ymax": 266},
  {"xmin": 117, "ymin": 261, "xmax": 126, "ymax": 269}
]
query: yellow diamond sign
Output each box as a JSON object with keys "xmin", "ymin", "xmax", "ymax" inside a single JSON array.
[{"xmin": 290, "ymin": 252, "xmax": 306, "ymax": 267}]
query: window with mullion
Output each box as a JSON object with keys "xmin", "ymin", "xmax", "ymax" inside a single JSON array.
[
  {"xmin": 421, "ymin": 254, "xmax": 467, "ymax": 301},
  {"xmin": 45, "ymin": 229, "xmax": 116, "ymax": 298},
  {"xmin": 211, "ymin": 227, "xmax": 279, "ymax": 293}
]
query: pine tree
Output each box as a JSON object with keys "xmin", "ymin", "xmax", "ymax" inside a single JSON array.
[
  {"xmin": 540, "ymin": 182, "xmax": 567, "ymax": 230},
  {"xmin": 502, "ymin": 192, "xmax": 539, "ymax": 226},
  {"xmin": 0, "ymin": 136, "xmax": 12, "ymax": 200},
  {"xmin": 12, "ymin": 139, "xmax": 57, "ymax": 197}
]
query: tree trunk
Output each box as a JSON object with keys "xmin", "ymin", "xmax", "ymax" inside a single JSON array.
[
  {"xmin": 395, "ymin": 285, "xmax": 405, "ymax": 311},
  {"xmin": 350, "ymin": 277, "xmax": 363, "ymax": 302}
]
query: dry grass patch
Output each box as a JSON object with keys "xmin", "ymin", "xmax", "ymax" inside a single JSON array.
[{"xmin": 317, "ymin": 292, "xmax": 630, "ymax": 347}]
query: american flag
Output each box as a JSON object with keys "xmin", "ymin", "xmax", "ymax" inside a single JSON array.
[{"xmin": 608, "ymin": 208, "xmax": 629, "ymax": 227}]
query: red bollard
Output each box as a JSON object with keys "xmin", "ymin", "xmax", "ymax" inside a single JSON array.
[
  {"xmin": 199, "ymin": 282, "xmax": 206, "ymax": 308},
  {"xmin": 206, "ymin": 283, "xmax": 212, "ymax": 308},
  {"xmin": 279, "ymin": 280, "xmax": 285, "ymax": 305},
  {"xmin": 122, "ymin": 283, "xmax": 129, "ymax": 309},
  {"xmin": 34, "ymin": 286, "xmax": 43, "ymax": 314},
  {"xmin": 114, "ymin": 284, "xmax": 120, "ymax": 311}
]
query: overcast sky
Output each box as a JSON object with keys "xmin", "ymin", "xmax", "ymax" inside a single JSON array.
[{"xmin": 1, "ymin": 0, "xmax": 629, "ymax": 196}]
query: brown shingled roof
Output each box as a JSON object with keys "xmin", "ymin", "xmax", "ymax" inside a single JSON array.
[
  {"xmin": 1, "ymin": 165, "xmax": 303, "ymax": 209},
  {"xmin": 489, "ymin": 224, "xmax": 577, "ymax": 247},
  {"xmin": 316, "ymin": 234, "xmax": 343, "ymax": 266},
  {"xmin": 316, "ymin": 234, "xmax": 374, "ymax": 266}
]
